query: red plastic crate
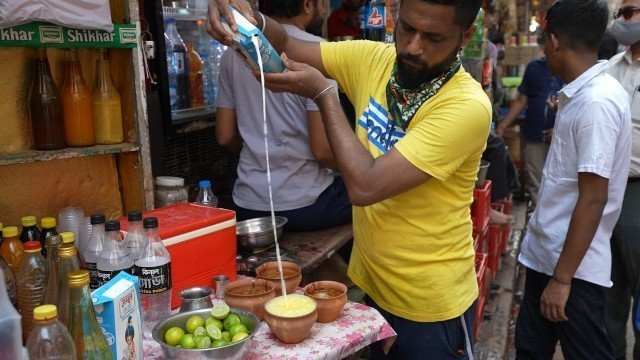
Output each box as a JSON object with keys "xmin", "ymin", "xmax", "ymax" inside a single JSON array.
[
  {"xmin": 500, "ymin": 223, "xmax": 511, "ymax": 255},
  {"xmin": 120, "ymin": 203, "xmax": 238, "ymax": 308},
  {"xmin": 488, "ymin": 224, "xmax": 502, "ymax": 282},
  {"xmin": 474, "ymin": 253, "xmax": 488, "ymax": 341},
  {"xmin": 473, "ymin": 223, "xmax": 489, "ymax": 254},
  {"xmin": 471, "ymin": 180, "xmax": 492, "ymax": 232},
  {"xmin": 490, "ymin": 202, "xmax": 511, "ymax": 255},
  {"xmin": 496, "ymin": 193, "xmax": 513, "ymax": 215}
]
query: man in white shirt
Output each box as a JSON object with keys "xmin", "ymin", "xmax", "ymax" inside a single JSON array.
[
  {"xmin": 605, "ymin": 1, "xmax": 640, "ymax": 358},
  {"xmin": 515, "ymin": 1, "xmax": 631, "ymax": 359}
]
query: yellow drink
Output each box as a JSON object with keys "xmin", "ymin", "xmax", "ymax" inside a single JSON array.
[{"xmin": 265, "ymin": 294, "xmax": 316, "ymax": 318}]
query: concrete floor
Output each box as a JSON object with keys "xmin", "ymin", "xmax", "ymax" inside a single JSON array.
[{"xmin": 474, "ymin": 201, "xmax": 635, "ymax": 360}]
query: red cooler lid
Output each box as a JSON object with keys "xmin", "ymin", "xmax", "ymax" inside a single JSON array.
[{"xmin": 119, "ymin": 203, "xmax": 235, "ymax": 239}]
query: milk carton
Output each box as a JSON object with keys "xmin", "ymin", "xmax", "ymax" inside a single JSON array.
[
  {"xmin": 221, "ymin": 7, "xmax": 285, "ymax": 73},
  {"xmin": 92, "ymin": 272, "xmax": 143, "ymax": 360}
]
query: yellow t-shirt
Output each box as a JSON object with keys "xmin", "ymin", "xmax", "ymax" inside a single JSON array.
[{"xmin": 321, "ymin": 40, "xmax": 492, "ymax": 322}]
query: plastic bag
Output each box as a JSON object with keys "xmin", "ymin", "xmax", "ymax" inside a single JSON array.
[{"xmin": 0, "ymin": 0, "xmax": 114, "ymax": 31}]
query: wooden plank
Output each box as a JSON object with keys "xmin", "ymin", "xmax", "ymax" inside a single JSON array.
[{"xmin": 0, "ymin": 143, "xmax": 139, "ymax": 165}]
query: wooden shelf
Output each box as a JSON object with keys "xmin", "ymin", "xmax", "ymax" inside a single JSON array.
[{"xmin": 0, "ymin": 143, "xmax": 140, "ymax": 166}]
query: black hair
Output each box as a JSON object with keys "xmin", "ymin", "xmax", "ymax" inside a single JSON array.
[
  {"xmin": 420, "ymin": 0, "xmax": 484, "ymax": 29},
  {"xmin": 545, "ymin": 0, "xmax": 608, "ymax": 53},
  {"xmin": 259, "ymin": 0, "xmax": 316, "ymax": 18},
  {"xmin": 598, "ymin": 30, "xmax": 620, "ymax": 60}
]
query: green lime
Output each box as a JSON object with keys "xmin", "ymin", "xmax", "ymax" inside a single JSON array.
[
  {"xmin": 164, "ymin": 326, "xmax": 184, "ymax": 346},
  {"xmin": 193, "ymin": 326, "xmax": 206, "ymax": 337},
  {"xmin": 180, "ymin": 334, "xmax": 196, "ymax": 349},
  {"xmin": 185, "ymin": 315, "xmax": 205, "ymax": 334},
  {"xmin": 206, "ymin": 317, "xmax": 224, "ymax": 331},
  {"xmin": 229, "ymin": 324, "xmax": 249, "ymax": 338},
  {"xmin": 223, "ymin": 314, "xmax": 241, "ymax": 331},
  {"xmin": 221, "ymin": 331, "xmax": 231, "ymax": 342},
  {"xmin": 206, "ymin": 324, "xmax": 222, "ymax": 340},
  {"xmin": 211, "ymin": 303, "xmax": 230, "ymax": 320},
  {"xmin": 231, "ymin": 332, "xmax": 249, "ymax": 343},
  {"xmin": 212, "ymin": 339, "xmax": 230, "ymax": 348},
  {"xmin": 196, "ymin": 336, "xmax": 211, "ymax": 349}
]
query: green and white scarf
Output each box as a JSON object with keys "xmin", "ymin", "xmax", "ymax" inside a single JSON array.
[{"xmin": 386, "ymin": 55, "xmax": 462, "ymax": 130}]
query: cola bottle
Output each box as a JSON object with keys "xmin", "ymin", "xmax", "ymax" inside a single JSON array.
[{"xmin": 359, "ymin": 0, "xmax": 386, "ymax": 42}]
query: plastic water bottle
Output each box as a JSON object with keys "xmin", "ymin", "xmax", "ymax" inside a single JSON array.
[
  {"xmin": 26, "ymin": 304, "xmax": 76, "ymax": 360},
  {"xmin": 124, "ymin": 211, "xmax": 146, "ymax": 261},
  {"xmin": 135, "ymin": 217, "xmax": 171, "ymax": 339},
  {"xmin": 165, "ymin": 33, "xmax": 179, "ymax": 111},
  {"xmin": 196, "ymin": 180, "xmax": 218, "ymax": 207},
  {"xmin": 96, "ymin": 221, "xmax": 133, "ymax": 287},
  {"xmin": 200, "ymin": 50, "xmax": 213, "ymax": 106},
  {"xmin": 17, "ymin": 241, "xmax": 48, "ymax": 342},
  {"xmin": 0, "ymin": 267, "xmax": 24, "ymax": 360},
  {"xmin": 210, "ymin": 41, "xmax": 224, "ymax": 104},
  {"xmin": 83, "ymin": 214, "xmax": 105, "ymax": 290},
  {"xmin": 0, "ymin": 257, "xmax": 17, "ymax": 308}
]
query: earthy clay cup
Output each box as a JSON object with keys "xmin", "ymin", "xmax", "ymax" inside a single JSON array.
[
  {"xmin": 303, "ymin": 281, "xmax": 348, "ymax": 323},
  {"xmin": 255, "ymin": 261, "xmax": 302, "ymax": 296},
  {"xmin": 223, "ymin": 278, "xmax": 276, "ymax": 320},
  {"xmin": 264, "ymin": 294, "xmax": 317, "ymax": 344}
]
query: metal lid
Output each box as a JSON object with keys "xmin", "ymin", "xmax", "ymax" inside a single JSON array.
[
  {"xmin": 156, "ymin": 176, "xmax": 185, "ymax": 187},
  {"xmin": 67, "ymin": 270, "xmax": 90, "ymax": 288},
  {"xmin": 58, "ymin": 243, "xmax": 77, "ymax": 258}
]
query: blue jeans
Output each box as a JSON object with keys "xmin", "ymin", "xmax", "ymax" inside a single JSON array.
[
  {"xmin": 233, "ymin": 176, "xmax": 352, "ymax": 232},
  {"xmin": 515, "ymin": 267, "xmax": 614, "ymax": 360},
  {"xmin": 368, "ymin": 298, "xmax": 477, "ymax": 360}
]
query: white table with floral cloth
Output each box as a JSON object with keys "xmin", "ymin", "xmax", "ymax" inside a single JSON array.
[{"xmin": 143, "ymin": 295, "xmax": 397, "ymax": 360}]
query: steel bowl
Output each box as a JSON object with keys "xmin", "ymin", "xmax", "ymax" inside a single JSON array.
[
  {"xmin": 476, "ymin": 160, "xmax": 490, "ymax": 188},
  {"xmin": 236, "ymin": 216, "xmax": 288, "ymax": 249},
  {"xmin": 151, "ymin": 307, "xmax": 260, "ymax": 359}
]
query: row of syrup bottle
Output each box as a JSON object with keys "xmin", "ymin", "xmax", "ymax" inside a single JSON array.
[{"xmin": 28, "ymin": 48, "xmax": 123, "ymax": 150}]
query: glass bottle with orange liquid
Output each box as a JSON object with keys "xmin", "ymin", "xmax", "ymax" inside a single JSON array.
[
  {"xmin": 0, "ymin": 227, "xmax": 25, "ymax": 279},
  {"xmin": 92, "ymin": 49, "xmax": 123, "ymax": 144},
  {"xmin": 186, "ymin": 42, "xmax": 204, "ymax": 108},
  {"xmin": 61, "ymin": 49, "xmax": 95, "ymax": 147}
]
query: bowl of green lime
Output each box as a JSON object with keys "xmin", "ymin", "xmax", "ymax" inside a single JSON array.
[{"xmin": 152, "ymin": 303, "xmax": 260, "ymax": 359}]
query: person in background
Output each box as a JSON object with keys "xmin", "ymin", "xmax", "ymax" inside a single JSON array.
[
  {"xmin": 215, "ymin": 0, "xmax": 351, "ymax": 232},
  {"xmin": 483, "ymin": 132, "xmax": 518, "ymax": 225},
  {"xmin": 496, "ymin": 54, "xmax": 563, "ymax": 207},
  {"xmin": 605, "ymin": 1, "xmax": 640, "ymax": 358},
  {"xmin": 327, "ymin": 0, "xmax": 360, "ymax": 41},
  {"xmin": 207, "ymin": 0, "xmax": 490, "ymax": 358},
  {"xmin": 515, "ymin": 1, "xmax": 631, "ymax": 359},
  {"xmin": 599, "ymin": 30, "xmax": 620, "ymax": 61}
]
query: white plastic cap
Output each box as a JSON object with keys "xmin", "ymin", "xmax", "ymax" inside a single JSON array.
[{"xmin": 156, "ymin": 176, "xmax": 185, "ymax": 187}]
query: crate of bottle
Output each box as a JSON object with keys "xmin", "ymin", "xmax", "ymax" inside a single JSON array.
[
  {"xmin": 120, "ymin": 203, "xmax": 237, "ymax": 308},
  {"xmin": 471, "ymin": 180, "xmax": 492, "ymax": 232}
]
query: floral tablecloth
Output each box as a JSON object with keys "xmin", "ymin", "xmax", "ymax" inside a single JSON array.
[{"xmin": 143, "ymin": 298, "xmax": 396, "ymax": 360}]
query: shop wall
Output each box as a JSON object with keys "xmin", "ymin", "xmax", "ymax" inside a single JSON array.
[{"xmin": 0, "ymin": 0, "xmax": 143, "ymax": 227}]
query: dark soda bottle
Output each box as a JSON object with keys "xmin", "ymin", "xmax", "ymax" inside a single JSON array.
[
  {"xmin": 165, "ymin": 19, "xmax": 190, "ymax": 110},
  {"xmin": 29, "ymin": 48, "xmax": 65, "ymax": 150},
  {"xmin": 19, "ymin": 216, "xmax": 40, "ymax": 244},
  {"xmin": 359, "ymin": 0, "xmax": 386, "ymax": 42}
]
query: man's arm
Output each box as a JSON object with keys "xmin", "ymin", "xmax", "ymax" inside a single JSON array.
[
  {"xmin": 307, "ymin": 111, "xmax": 338, "ymax": 171},
  {"xmin": 215, "ymin": 107, "xmax": 243, "ymax": 155},
  {"xmin": 206, "ymin": 0, "xmax": 329, "ymax": 77},
  {"xmin": 314, "ymin": 88, "xmax": 431, "ymax": 206},
  {"xmin": 496, "ymin": 93, "xmax": 527, "ymax": 136},
  {"xmin": 540, "ymin": 172, "xmax": 609, "ymax": 322}
]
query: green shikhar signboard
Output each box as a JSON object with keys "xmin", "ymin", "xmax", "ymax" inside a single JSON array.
[{"xmin": 0, "ymin": 22, "xmax": 138, "ymax": 48}]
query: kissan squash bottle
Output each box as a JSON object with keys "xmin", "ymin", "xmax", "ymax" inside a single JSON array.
[
  {"xmin": 92, "ymin": 49, "xmax": 123, "ymax": 144},
  {"xmin": 61, "ymin": 49, "xmax": 95, "ymax": 147}
]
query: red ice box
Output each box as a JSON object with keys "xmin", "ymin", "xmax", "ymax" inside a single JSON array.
[{"xmin": 120, "ymin": 203, "xmax": 237, "ymax": 308}]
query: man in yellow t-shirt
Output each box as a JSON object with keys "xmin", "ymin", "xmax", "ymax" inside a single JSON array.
[{"xmin": 207, "ymin": 0, "xmax": 491, "ymax": 358}]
